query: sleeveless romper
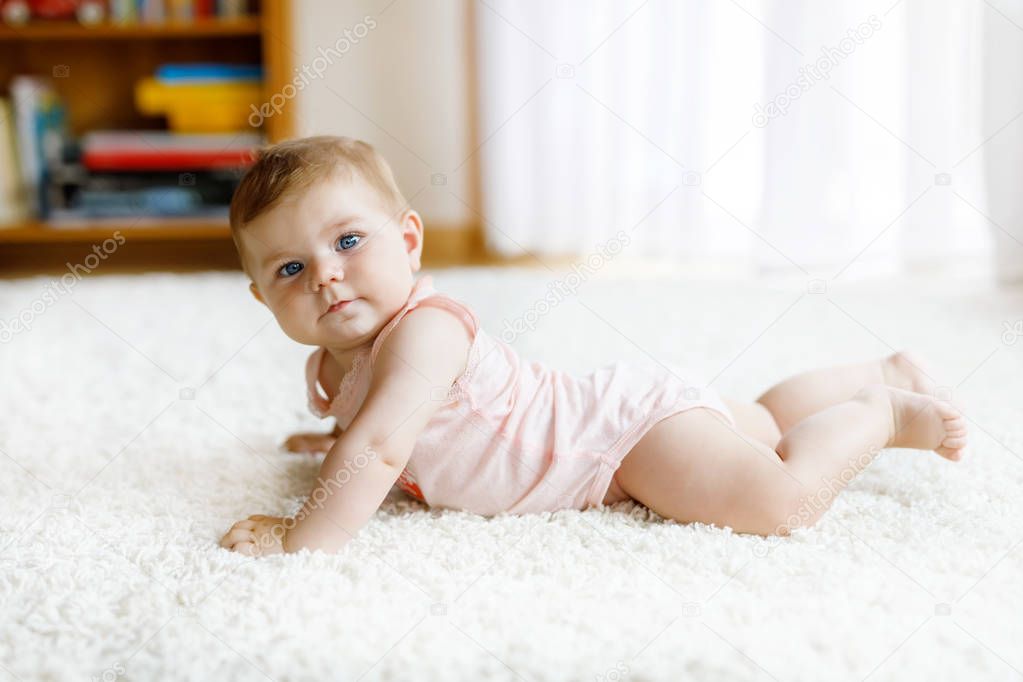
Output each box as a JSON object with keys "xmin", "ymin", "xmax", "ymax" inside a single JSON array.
[{"xmin": 305, "ymin": 275, "xmax": 737, "ymax": 516}]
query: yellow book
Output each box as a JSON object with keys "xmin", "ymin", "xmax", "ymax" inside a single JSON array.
[{"xmin": 135, "ymin": 78, "xmax": 263, "ymax": 133}]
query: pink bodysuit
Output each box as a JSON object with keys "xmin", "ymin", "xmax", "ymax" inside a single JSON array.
[{"xmin": 305, "ymin": 275, "xmax": 736, "ymax": 516}]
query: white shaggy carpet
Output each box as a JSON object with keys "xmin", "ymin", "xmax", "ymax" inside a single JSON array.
[{"xmin": 1, "ymin": 264, "xmax": 1021, "ymax": 681}]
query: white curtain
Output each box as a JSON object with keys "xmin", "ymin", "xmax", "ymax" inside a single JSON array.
[{"xmin": 474, "ymin": 0, "xmax": 995, "ymax": 278}]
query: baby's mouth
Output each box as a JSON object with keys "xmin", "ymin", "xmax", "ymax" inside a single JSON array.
[{"xmin": 323, "ymin": 298, "xmax": 357, "ymax": 317}]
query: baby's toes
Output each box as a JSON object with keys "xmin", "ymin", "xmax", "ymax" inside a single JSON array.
[
  {"xmin": 945, "ymin": 414, "xmax": 968, "ymax": 438},
  {"xmin": 935, "ymin": 399, "xmax": 961, "ymax": 420},
  {"xmin": 945, "ymin": 424, "xmax": 967, "ymax": 438},
  {"xmin": 936, "ymin": 444, "xmax": 963, "ymax": 461},
  {"xmin": 937, "ymin": 426, "xmax": 969, "ymax": 460},
  {"xmin": 941, "ymin": 434, "xmax": 968, "ymax": 449}
]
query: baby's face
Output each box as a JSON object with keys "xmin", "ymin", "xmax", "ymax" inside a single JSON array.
[{"xmin": 241, "ymin": 173, "xmax": 423, "ymax": 351}]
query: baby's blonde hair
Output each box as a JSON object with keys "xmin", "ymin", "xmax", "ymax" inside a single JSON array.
[{"xmin": 229, "ymin": 135, "xmax": 407, "ymax": 273}]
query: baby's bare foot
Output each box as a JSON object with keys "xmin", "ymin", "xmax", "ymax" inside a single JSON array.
[
  {"xmin": 880, "ymin": 385, "xmax": 968, "ymax": 460},
  {"xmin": 881, "ymin": 349, "xmax": 938, "ymax": 396}
]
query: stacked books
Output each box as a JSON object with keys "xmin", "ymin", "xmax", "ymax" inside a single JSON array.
[
  {"xmin": 109, "ymin": 0, "xmax": 255, "ymax": 23},
  {"xmin": 135, "ymin": 63, "xmax": 263, "ymax": 133},
  {"xmin": 0, "ymin": 62, "xmax": 264, "ymax": 225},
  {"xmin": 0, "ymin": 0, "xmax": 256, "ymax": 26},
  {"xmin": 0, "ymin": 76, "xmax": 66, "ymax": 226},
  {"xmin": 46, "ymin": 131, "xmax": 262, "ymax": 221}
]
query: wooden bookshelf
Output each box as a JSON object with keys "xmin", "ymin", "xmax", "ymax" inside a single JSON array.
[
  {"xmin": 0, "ymin": 2, "xmax": 295, "ymax": 271},
  {"xmin": 0, "ymin": 219, "xmax": 231, "ymax": 243},
  {"xmin": 0, "ymin": 17, "xmax": 261, "ymax": 39}
]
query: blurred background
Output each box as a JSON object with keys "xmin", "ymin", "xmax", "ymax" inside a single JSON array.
[
  {"xmin": 0, "ymin": 0, "xmax": 1020, "ymax": 284},
  {"xmin": 3, "ymin": 5, "xmax": 1023, "ymax": 679}
]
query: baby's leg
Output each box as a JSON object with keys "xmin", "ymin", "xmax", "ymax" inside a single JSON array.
[
  {"xmin": 613, "ymin": 385, "xmax": 966, "ymax": 535},
  {"xmin": 753, "ymin": 349, "xmax": 937, "ymax": 434}
]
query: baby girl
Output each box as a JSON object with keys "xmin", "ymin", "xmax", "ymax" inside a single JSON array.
[{"xmin": 219, "ymin": 135, "xmax": 969, "ymax": 556}]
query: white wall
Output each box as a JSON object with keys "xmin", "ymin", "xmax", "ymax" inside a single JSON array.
[{"xmin": 292, "ymin": 0, "xmax": 475, "ymax": 228}]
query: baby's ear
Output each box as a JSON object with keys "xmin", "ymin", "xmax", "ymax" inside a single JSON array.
[{"xmin": 249, "ymin": 281, "xmax": 266, "ymax": 306}]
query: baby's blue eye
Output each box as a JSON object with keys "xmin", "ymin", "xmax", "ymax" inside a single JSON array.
[
  {"xmin": 278, "ymin": 261, "xmax": 303, "ymax": 277},
  {"xmin": 337, "ymin": 234, "xmax": 361, "ymax": 250}
]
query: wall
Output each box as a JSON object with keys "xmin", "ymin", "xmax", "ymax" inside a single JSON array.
[{"xmin": 291, "ymin": 0, "xmax": 476, "ymax": 229}]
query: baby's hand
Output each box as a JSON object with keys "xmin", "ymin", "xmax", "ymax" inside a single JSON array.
[
  {"xmin": 219, "ymin": 515, "xmax": 290, "ymax": 556},
  {"xmin": 283, "ymin": 431, "xmax": 337, "ymax": 454}
]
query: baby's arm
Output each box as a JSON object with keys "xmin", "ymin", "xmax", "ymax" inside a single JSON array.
[{"xmin": 220, "ymin": 305, "xmax": 471, "ymax": 556}]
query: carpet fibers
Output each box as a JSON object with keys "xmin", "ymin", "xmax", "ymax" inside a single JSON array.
[{"xmin": 1, "ymin": 266, "xmax": 1021, "ymax": 681}]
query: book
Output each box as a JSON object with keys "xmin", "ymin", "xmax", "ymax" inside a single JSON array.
[
  {"xmin": 0, "ymin": 98, "xmax": 28, "ymax": 227},
  {"xmin": 45, "ymin": 164, "xmax": 244, "ymax": 219},
  {"xmin": 109, "ymin": 0, "xmax": 137, "ymax": 23},
  {"xmin": 80, "ymin": 130, "xmax": 262, "ymax": 171},
  {"xmin": 139, "ymin": 0, "xmax": 165, "ymax": 24},
  {"xmin": 156, "ymin": 63, "xmax": 263, "ymax": 83},
  {"xmin": 10, "ymin": 76, "xmax": 67, "ymax": 218}
]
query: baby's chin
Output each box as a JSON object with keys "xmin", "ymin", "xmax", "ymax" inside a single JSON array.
[{"xmin": 311, "ymin": 313, "xmax": 381, "ymax": 347}]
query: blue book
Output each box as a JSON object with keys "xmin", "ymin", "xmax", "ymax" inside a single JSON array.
[{"xmin": 156, "ymin": 63, "xmax": 263, "ymax": 83}]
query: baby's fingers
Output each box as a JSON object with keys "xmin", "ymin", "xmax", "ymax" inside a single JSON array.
[
  {"xmin": 219, "ymin": 527, "xmax": 255, "ymax": 549},
  {"xmin": 231, "ymin": 541, "xmax": 259, "ymax": 556},
  {"xmin": 283, "ymin": 434, "xmax": 335, "ymax": 454}
]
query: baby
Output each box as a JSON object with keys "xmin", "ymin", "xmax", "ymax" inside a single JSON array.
[{"xmin": 219, "ymin": 135, "xmax": 969, "ymax": 556}]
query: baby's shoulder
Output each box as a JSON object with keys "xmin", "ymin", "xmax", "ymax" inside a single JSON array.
[{"xmin": 375, "ymin": 303, "xmax": 475, "ymax": 380}]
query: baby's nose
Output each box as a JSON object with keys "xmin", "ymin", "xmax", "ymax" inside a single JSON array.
[{"xmin": 309, "ymin": 259, "xmax": 343, "ymax": 290}]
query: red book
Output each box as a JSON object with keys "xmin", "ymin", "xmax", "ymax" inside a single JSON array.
[{"xmin": 81, "ymin": 131, "xmax": 261, "ymax": 171}]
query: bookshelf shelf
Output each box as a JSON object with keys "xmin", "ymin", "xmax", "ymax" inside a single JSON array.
[
  {"xmin": 0, "ymin": 17, "xmax": 262, "ymax": 40},
  {"xmin": 0, "ymin": 219, "xmax": 231, "ymax": 243}
]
